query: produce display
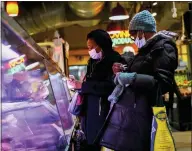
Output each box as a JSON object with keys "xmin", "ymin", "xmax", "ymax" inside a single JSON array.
[
  {"xmin": 175, "ymin": 75, "xmax": 192, "ymax": 87},
  {"xmin": 175, "ymin": 72, "xmax": 192, "ymax": 97}
]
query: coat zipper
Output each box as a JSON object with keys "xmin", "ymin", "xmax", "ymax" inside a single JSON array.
[{"xmin": 99, "ymin": 97, "xmax": 102, "ymax": 116}]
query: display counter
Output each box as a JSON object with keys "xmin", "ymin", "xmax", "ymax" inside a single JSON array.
[{"xmin": 1, "ymin": 12, "xmax": 74, "ymax": 151}]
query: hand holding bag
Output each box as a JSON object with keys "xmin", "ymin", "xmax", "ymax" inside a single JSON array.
[
  {"xmin": 150, "ymin": 84, "xmax": 176, "ymax": 151},
  {"xmin": 68, "ymin": 90, "xmax": 84, "ymax": 116}
]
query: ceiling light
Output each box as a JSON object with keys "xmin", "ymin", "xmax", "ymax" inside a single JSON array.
[
  {"xmin": 109, "ymin": 2, "xmax": 129, "ymax": 21},
  {"xmin": 6, "ymin": 1, "xmax": 19, "ymax": 17},
  {"xmin": 109, "ymin": 15, "xmax": 129, "ymax": 21},
  {"xmin": 152, "ymin": 2, "xmax": 158, "ymax": 6},
  {"xmin": 172, "ymin": 2, "xmax": 177, "ymax": 18},
  {"xmin": 9, "ymin": 55, "xmax": 25, "ymax": 65},
  {"xmin": 25, "ymin": 62, "xmax": 40, "ymax": 71},
  {"xmin": 152, "ymin": 12, "xmax": 157, "ymax": 17}
]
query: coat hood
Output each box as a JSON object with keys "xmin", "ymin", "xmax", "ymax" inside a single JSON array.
[{"xmin": 151, "ymin": 30, "xmax": 179, "ymax": 41}]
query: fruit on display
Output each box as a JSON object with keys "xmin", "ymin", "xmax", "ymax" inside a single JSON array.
[
  {"xmin": 175, "ymin": 73, "xmax": 192, "ymax": 97},
  {"xmin": 183, "ymin": 80, "xmax": 192, "ymax": 87},
  {"xmin": 175, "ymin": 75, "xmax": 192, "ymax": 87},
  {"xmin": 180, "ymin": 87, "xmax": 191, "ymax": 97}
]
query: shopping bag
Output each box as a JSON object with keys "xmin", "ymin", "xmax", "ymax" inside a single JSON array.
[
  {"xmin": 150, "ymin": 84, "xmax": 176, "ymax": 151},
  {"xmin": 69, "ymin": 118, "xmax": 86, "ymax": 151},
  {"xmin": 101, "ymin": 147, "xmax": 114, "ymax": 151},
  {"xmin": 68, "ymin": 91, "xmax": 84, "ymax": 116}
]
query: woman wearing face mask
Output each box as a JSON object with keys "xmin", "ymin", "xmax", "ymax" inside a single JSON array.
[
  {"xmin": 68, "ymin": 29, "xmax": 125, "ymax": 151},
  {"xmin": 99, "ymin": 10, "xmax": 178, "ymax": 151}
]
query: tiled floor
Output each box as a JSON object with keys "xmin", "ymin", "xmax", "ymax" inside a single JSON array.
[
  {"xmin": 173, "ymin": 131, "xmax": 192, "ymax": 151},
  {"xmin": 177, "ymin": 148, "xmax": 191, "ymax": 151}
]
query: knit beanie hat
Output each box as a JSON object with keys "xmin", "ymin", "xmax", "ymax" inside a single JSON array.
[{"xmin": 129, "ymin": 10, "xmax": 156, "ymax": 32}]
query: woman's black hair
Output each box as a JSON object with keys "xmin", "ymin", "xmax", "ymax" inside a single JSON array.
[{"xmin": 87, "ymin": 29, "xmax": 113, "ymax": 56}]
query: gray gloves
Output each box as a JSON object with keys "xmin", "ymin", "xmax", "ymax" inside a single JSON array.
[
  {"xmin": 114, "ymin": 72, "xmax": 136, "ymax": 86},
  {"xmin": 108, "ymin": 84, "xmax": 124, "ymax": 104},
  {"xmin": 108, "ymin": 72, "xmax": 136, "ymax": 104}
]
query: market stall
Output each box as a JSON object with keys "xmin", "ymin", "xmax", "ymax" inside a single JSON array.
[
  {"xmin": 167, "ymin": 36, "xmax": 192, "ymax": 131},
  {"xmin": 1, "ymin": 11, "xmax": 74, "ymax": 151},
  {"xmin": 168, "ymin": 63, "xmax": 192, "ymax": 131}
]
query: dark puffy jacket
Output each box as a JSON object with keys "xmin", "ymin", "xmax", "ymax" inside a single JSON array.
[
  {"xmin": 99, "ymin": 34, "xmax": 178, "ymax": 151},
  {"xmin": 121, "ymin": 52, "xmax": 134, "ymax": 65},
  {"xmin": 81, "ymin": 51, "xmax": 125, "ymax": 145}
]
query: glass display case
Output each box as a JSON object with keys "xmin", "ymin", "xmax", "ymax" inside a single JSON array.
[
  {"xmin": 1, "ymin": 15, "xmax": 74, "ymax": 151},
  {"xmin": 44, "ymin": 61, "xmax": 74, "ymax": 137},
  {"xmin": 69, "ymin": 65, "xmax": 87, "ymax": 81}
]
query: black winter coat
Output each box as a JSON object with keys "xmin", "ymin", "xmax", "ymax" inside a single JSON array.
[
  {"xmin": 81, "ymin": 50, "xmax": 125, "ymax": 145},
  {"xmin": 99, "ymin": 34, "xmax": 178, "ymax": 151}
]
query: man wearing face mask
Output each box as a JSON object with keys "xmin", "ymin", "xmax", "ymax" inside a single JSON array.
[
  {"xmin": 68, "ymin": 29, "xmax": 125, "ymax": 151},
  {"xmin": 99, "ymin": 10, "xmax": 178, "ymax": 151}
]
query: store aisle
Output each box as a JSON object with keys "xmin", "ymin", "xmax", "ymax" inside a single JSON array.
[{"xmin": 177, "ymin": 148, "xmax": 191, "ymax": 151}]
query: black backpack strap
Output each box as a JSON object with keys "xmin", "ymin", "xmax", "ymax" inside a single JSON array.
[
  {"xmin": 172, "ymin": 78, "xmax": 183, "ymax": 101},
  {"xmin": 158, "ymin": 40, "xmax": 181, "ymax": 100},
  {"xmin": 149, "ymin": 39, "xmax": 181, "ymax": 100},
  {"xmin": 162, "ymin": 39, "xmax": 178, "ymax": 65},
  {"xmin": 150, "ymin": 38, "xmax": 178, "ymax": 61}
]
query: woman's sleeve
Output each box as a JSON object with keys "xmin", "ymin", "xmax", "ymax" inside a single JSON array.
[
  {"xmin": 81, "ymin": 78, "xmax": 115, "ymax": 96},
  {"xmin": 81, "ymin": 54, "xmax": 124, "ymax": 96}
]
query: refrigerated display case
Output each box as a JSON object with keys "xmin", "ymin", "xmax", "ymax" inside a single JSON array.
[
  {"xmin": 1, "ymin": 11, "xmax": 74, "ymax": 151},
  {"xmin": 69, "ymin": 65, "xmax": 87, "ymax": 81},
  {"xmin": 44, "ymin": 61, "xmax": 74, "ymax": 133}
]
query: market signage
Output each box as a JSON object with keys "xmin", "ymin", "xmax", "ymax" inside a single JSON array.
[
  {"xmin": 108, "ymin": 30, "xmax": 134, "ymax": 47},
  {"xmin": 7, "ymin": 55, "xmax": 26, "ymax": 74}
]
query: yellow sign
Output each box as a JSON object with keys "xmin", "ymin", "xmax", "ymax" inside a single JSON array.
[
  {"xmin": 8, "ymin": 63, "xmax": 25, "ymax": 74},
  {"xmin": 108, "ymin": 31, "xmax": 134, "ymax": 47},
  {"xmin": 9, "ymin": 55, "xmax": 25, "ymax": 68},
  {"xmin": 8, "ymin": 55, "xmax": 26, "ymax": 74}
]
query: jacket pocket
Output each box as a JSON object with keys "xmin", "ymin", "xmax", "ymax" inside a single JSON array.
[
  {"xmin": 108, "ymin": 105, "xmax": 127, "ymax": 127},
  {"xmin": 131, "ymin": 111, "xmax": 142, "ymax": 137}
]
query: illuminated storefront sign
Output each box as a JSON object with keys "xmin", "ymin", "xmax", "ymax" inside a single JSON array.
[
  {"xmin": 7, "ymin": 55, "xmax": 26, "ymax": 74},
  {"xmin": 108, "ymin": 30, "xmax": 134, "ymax": 47},
  {"xmin": 9, "ymin": 55, "xmax": 25, "ymax": 68}
]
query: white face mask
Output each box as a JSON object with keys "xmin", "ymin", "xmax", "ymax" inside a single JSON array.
[
  {"xmin": 134, "ymin": 34, "xmax": 146, "ymax": 49},
  {"xmin": 88, "ymin": 48, "xmax": 102, "ymax": 59}
]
